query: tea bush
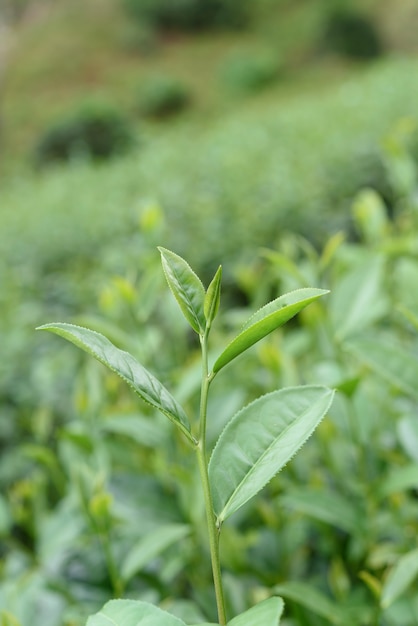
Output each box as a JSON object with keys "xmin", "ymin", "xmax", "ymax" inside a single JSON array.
[
  {"xmin": 137, "ymin": 75, "xmax": 192, "ymax": 118},
  {"xmin": 33, "ymin": 101, "xmax": 135, "ymax": 166},
  {"xmin": 219, "ymin": 51, "xmax": 281, "ymax": 95},
  {"xmin": 122, "ymin": 0, "xmax": 250, "ymax": 32},
  {"xmin": 321, "ymin": 7, "xmax": 384, "ymax": 60}
]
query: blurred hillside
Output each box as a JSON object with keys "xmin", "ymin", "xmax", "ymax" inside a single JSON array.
[{"xmin": 1, "ymin": 0, "xmax": 418, "ymax": 176}]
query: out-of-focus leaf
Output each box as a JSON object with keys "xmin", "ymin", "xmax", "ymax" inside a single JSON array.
[
  {"xmin": 329, "ymin": 256, "xmax": 387, "ymax": 341},
  {"xmin": 398, "ymin": 415, "xmax": 418, "ymax": 462},
  {"xmin": 281, "ymin": 487, "xmax": 360, "ymax": 534},
  {"xmin": 0, "ymin": 611, "xmax": 21, "ymax": 626},
  {"xmin": 273, "ymin": 581, "xmax": 345, "ymax": 624},
  {"xmin": 121, "ymin": 524, "xmax": 191, "ymax": 582},
  {"xmin": 86, "ymin": 600, "xmax": 187, "ymax": 626},
  {"xmin": 352, "ymin": 189, "xmax": 389, "ymax": 244},
  {"xmin": 159, "ymin": 247, "xmax": 206, "ymax": 334},
  {"xmin": 209, "ymin": 386, "xmax": 334, "ymax": 522},
  {"xmin": 381, "ymin": 548, "xmax": 418, "ymax": 609},
  {"xmin": 346, "ymin": 335, "xmax": 418, "ymax": 401},
  {"xmin": 213, "ymin": 289, "xmax": 329, "ymax": 373},
  {"xmin": 37, "ymin": 323, "xmax": 194, "ymax": 443},
  {"xmin": 378, "ymin": 464, "xmax": 418, "ymax": 498},
  {"xmin": 100, "ymin": 414, "xmax": 169, "ymax": 448}
]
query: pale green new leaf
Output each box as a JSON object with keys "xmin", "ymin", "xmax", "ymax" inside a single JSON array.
[
  {"xmin": 209, "ymin": 386, "xmax": 334, "ymax": 522},
  {"xmin": 37, "ymin": 323, "xmax": 194, "ymax": 443},
  {"xmin": 159, "ymin": 247, "xmax": 206, "ymax": 334},
  {"xmin": 213, "ymin": 288, "xmax": 329, "ymax": 373},
  {"xmin": 273, "ymin": 582, "xmax": 345, "ymax": 624},
  {"xmin": 121, "ymin": 524, "xmax": 190, "ymax": 582},
  {"xmin": 228, "ymin": 597, "xmax": 284, "ymax": 626},
  {"xmin": 204, "ymin": 265, "xmax": 222, "ymax": 327},
  {"xmin": 381, "ymin": 548, "xmax": 418, "ymax": 609},
  {"xmin": 86, "ymin": 599, "xmax": 186, "ymax": 626}
]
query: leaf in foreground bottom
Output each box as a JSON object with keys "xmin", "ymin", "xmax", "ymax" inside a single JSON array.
[
  {"xmin": 227, "ymin": 597, "xmax": 284, "ymax": 626},
  {"xmin": 209, "ymin": 386, "xmax": 334, "ymax": 522},
  {"xmin": 86, "ymin": 599, "xmax": 187, "ymax": 626}
]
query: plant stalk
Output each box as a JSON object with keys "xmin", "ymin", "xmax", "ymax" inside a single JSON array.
[{"xmin": 197, "ymin": 331, "xmax": 227, "ymax": 626}]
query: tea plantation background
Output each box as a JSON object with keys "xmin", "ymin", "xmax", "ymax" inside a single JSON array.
[{"xmin": 1, "ymin": 0, "xmax": 418, "ymax": 624}]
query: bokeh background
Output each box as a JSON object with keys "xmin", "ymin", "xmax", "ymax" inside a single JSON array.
[{"xmin": 1, "ymin": 1, "xmax": 418, "ymax": 624}]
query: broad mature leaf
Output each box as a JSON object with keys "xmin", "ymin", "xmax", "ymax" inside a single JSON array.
[
  {"xmin": 346, "ymin": 335, "xmax": 418, "ymax": 401},
  {"xmin": 121, "ymin": 524, "xmax": 190, "ymax": 582},
  {"xmin": 209, "ymin": 386, "xmax": 334, "ymax": 522},
  {"xmin": 381, "ymin": 548, "xmax": 418, "ymax": 609},
  {"xmin": 227, "ymin": 597, "xmax": 284, "ymax": 626},
  {"xmin": 159, "ymin": 247, "xmax": 206, "ymax": 334},
  {"xmin": 273, "ymin": 582, "xmax": 345, "ymax": 625},
  {"xmin": 37, "ymin": 323, "xmax": 194, "ymax": 443},
  {"xmin": 204, "ymin": 265, "xmax": 222, "ymax": 327},
  {"xmin": 213, "ymin": 288, "xmax": 329, "ymax": 373},
  {"xmin": 86, "ymin": 600, "xmax": 186, "ymax": 626}
]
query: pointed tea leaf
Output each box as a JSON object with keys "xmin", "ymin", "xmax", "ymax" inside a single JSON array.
[
  {"xmin": 86, "ymin": 599, "xmax": 187, "ymax": 626},
  {"xmin": 228, "ymin": 597, "xmax": 284, "ymax": 626},
  {"xmin": 37, "ymin": 323, "xmax": 193, "ymax": 442},
  {"xmin": 209, "ymin": 386, "xmax": 334, "ymax": 522},
  {"xmin": 159, "ymin": 247, "xmax": 206, "ymax": 334},
  {"xmin": 204, "ymin": 265, "xmax": 222, "ymax": 327},
  {"xmin": 213, "ymin": 289, "xmax": 328, "ymax": 373}
]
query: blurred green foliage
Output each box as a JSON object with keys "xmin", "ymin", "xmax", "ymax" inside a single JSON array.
[
  {"xmin": 136, "ymin": 75, "xmax": 192, "ymax": 119},
  {"xmin": 1, "ymin": 1, "xmax": 418, "ymax": 624},
  {"xmin": 1, "ymin": 115, "xmax": 418, "ymax": 625},
  {"xmin": 122, "ymin": 0, "xmax": 250, "ymax": 32}
]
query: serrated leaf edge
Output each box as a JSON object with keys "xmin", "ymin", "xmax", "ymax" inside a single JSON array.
[
  {"xmin": 209, "ymin": 385, "xmax": 335, "ymax": 523},
  {"xmin": 37, "ymin": 323, "xmax": 195, "ymax": 445}
]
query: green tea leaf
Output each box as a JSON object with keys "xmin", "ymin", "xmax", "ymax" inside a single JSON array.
[
  {"xmin": 37, "ymin": 323, "xmax": 194, "ymax": 443},
  {"xmin": 121, "ymin": 524, "xmax": 190, "ymax": 582},
  {"xmin": 381, "ymin": 548, "xmax": 418, "ymax": 609},
  {"xmin": 159, "ymin": 247, "xmax": 206, "ymax": 334},
  {"xmin": 273, "ymin": 582, "xmax": 345, "ymax": 624},
  {"xmin": 213, "ymin": 288, "xmax": 329, "ymax": 373},
  {"xmin": 227, "ymin": 597, "xmax": 284, "ymax": 626},
  {"xmin": 209, "ymin": 386, "xmax": 334, "ymax": 522},
  {"xmin": 346, "ymin": 335, "xmax": 418, "ymax": 401},
  {"xmin": 86, "ymin": 599, "xmax": 187, "ymax": 626},
  {"xmin": 204, "ymin": 265, "xmax": 222, "ymax": 327}
]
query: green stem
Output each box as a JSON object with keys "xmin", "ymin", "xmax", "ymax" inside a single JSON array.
[{"xmin": 197, "ymin": 331, "xmax": 227, "ymax": 626}]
